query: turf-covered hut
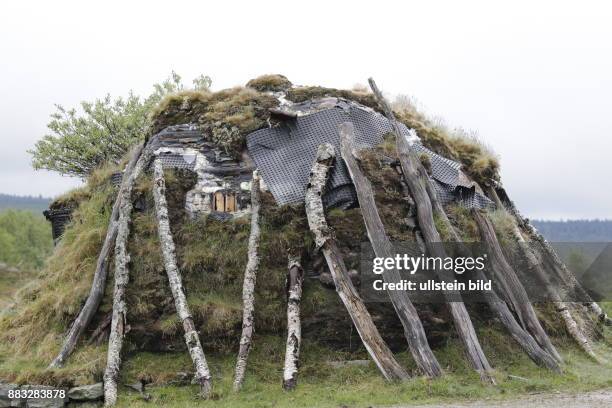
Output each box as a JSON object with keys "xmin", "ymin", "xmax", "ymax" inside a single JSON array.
[{"xmin": 2, "ymin": 75, "xmax": 608, "ymax": 403}]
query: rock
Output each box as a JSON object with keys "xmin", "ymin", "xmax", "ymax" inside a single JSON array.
[
  {"xmin": 0, "ymin": 383, "xmax": 18, "ymax": 408},
  {"xmin": 66, "ymin": 384, "xmax": 103, "ymax": 402}
]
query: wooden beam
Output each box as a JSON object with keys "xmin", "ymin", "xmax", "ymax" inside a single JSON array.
[
  {"xmin": 233, "ymin": 171, "xmax": 262, "ymax": 391},
  {"xmin": 473, "ymin": 210, "xmax": 562, "ymax": 364},
  {"xmin": 368, "ymin": 77, "xmax": 494, "ymax": 382},
  {"xmin": 49, "ymin": 142, "xmax": 147, "ymax": 369},
  {"xmin": 305, "ymin": 143, "xmax": 409, "ymax": 381},
  {"xmin": 338, "ymin": 122, "xmax": 442, "ymax": 378},
  {"xmin": 153, "ymin": 158, "xmax": 212, "ymax": 398},
  {"xmin": 282, "ymin": 255, "xmax": 304, "ymax": 390}
]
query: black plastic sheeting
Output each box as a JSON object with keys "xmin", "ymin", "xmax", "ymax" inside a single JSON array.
[{"xmin": 247, "ymin": 102, "xmax": 493, "ymax": 210}]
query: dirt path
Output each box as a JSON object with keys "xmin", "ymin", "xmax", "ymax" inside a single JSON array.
[{"xmin": 390, "ymin": 389, "xmax": 612, "ymax": 408}]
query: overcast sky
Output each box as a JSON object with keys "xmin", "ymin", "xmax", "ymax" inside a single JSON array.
[{"xmin": 0, "ymin": 0, "xmax": 610, "ymax": 219}]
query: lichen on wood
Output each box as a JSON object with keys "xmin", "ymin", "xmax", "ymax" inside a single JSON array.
[
  {"xmin": 233, "ymin": 170, "xmax": 262, "ymax": 391},
  {"xmin": 282, "ymin": 255, "xmax": 304, "ymax": 390},
  {"xmin": 50, "ymin": 142, "xmax": 148, "ymax": 370},
  {"xmin": 305, "ymin": 143, "xmax": 409, "ymax": 381},
  {"xmin": 152, "ymin": 158, "xmax": 212, "ymax": 398}
]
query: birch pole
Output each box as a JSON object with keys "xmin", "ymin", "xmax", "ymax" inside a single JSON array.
[
  {"xmin": 282, "ymin": 256, "xmax": 304, "ymax": 390},
  {"xmin": 152, "ymin": 158, "xmax": 212, "ymax": 398},
  {"xmin": 50, "ymin": 142, "xmax": 145, "ymax": 369},
  {"xmin": 233, "ymin": 171, "xmax": 262, "ymax": 391},
  {"xmin": 339, "ymin": 122, "xmax": 442, "ymax": 378},
  {"xmin": 305, "ymin": 143, "xmax": 409, "ymax": 381},
  {"xmin": 368, "ymin": 78, "xmax": 494, "ymax": 383}
]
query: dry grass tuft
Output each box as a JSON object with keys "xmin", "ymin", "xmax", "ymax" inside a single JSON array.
[
  {"xmin": 393, "ymin": 97, "xmax": 500, "ymax": 185},
  {"xmin": 245, "ymin": 74, "xmax": 292, "ymax": 92}
]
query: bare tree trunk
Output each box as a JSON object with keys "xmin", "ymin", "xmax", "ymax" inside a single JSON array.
[
  {"xmin": 473, "ymin": 211, "xmax": 563, "ymax": 364},
  {"xmin": 338, "ymin": 122, "xmax": 442, "ymax": 378},
  {"xmin": 152, "ymin": 158, "xmax": 212, "ymax": 398},
  {"xmin": 283, "ymin": 256, "xmax": 304, "ymax": 390},
  {"xmin": 50, "ymin": 142, "xmax": 146, "ymax": 369},
  {"xmin": 233, "ymin": 171, "xmax": 262, "ymax": 391},
  {"xmin": 490, "ymin": 186, "xmax": 611, "ymax": 326},
  {"xmin": 420, "ymin": 169, "xmax": 560, "ymax": 370},
  {"xmin": 103, "ymin": 162, "xmax": 142, "ymax": 406},
  {"xmin": 305, "ymin": 143, "xmax": 409, "ymax": 381},
  {"xmin": 368, "ymin": 78, "xmax": 494, "ymax": 383}
]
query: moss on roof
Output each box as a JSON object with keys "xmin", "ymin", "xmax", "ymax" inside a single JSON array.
[
  {"xmin": 394, "ymin": 105, "xmax": 500, "ymax": 186},
  {"xmin": 246, "ymin": 74, "xmax": 293, "ymax": 93},
  {"xmin": 285, "ymin": 86, "xmax": 381, "ymax": 111},
  {"xmin": 149, "ymin": 87, "xmax": 279, "ymax": 158}
]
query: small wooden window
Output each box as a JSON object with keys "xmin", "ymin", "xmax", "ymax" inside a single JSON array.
[{"xmin": 213, "ymin": 191, "xmax": 237, "ymax": 213}]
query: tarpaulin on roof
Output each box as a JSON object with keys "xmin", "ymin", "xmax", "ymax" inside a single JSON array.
[{"xmin": 246, "ymin": 101, "xmax": 494, "ymax": 210}]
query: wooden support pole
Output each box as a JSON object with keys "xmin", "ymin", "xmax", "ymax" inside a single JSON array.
[
  {"xmin": 50, "ymin": 142, "xmax": 147, "ymax": 369},
  {"xmin": 509, "ymin": 221, "xmax": 603, "ymax": 363},
  {"xmin": 426, "ymin": 182, "xmax": 561, "ymax": 371},
  {"xmin": 368, "ymin": 78, "xmax": 494, "ymax": 383},
  {"xmin": 338, "ymin": 122, "xmax": 442, "ymax": 378},
  {"xmin": 473, "ymin": 211, "xmax": 563, "ymax": 364},
  {"xmin": 103, "ymin": 152, "xmax": 145, "ymax": 406},
  {"xmin": 282, "ymin": 256, "xmax": 304, "ymax": 390},
  {"xmin": 152, "ymin": 158, "xmax": 212, "ymax": 398},
  {"xmin": 490, "ymin": 186, "xmax": 611, "ymax": 326},
  {"xmin": 233, "ymin": 171, "xmax": 262, "ymax": 391},
  {"xmin": 305, "ymin": 143, "xmax": 409, "ymax": 381}
]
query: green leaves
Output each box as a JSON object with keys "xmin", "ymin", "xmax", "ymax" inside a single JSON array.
[{"xmin": 29, "ymin": 72, "xmax": 211, "ymax": 178}]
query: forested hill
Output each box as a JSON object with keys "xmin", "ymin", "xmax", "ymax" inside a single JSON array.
[
  {"xmin": 532, "ymin": 219, "xmax": 612, "ymax": 242},
  {"xmin": 0, "ymin": 193, "xmax": 51, "ymax": 213}
]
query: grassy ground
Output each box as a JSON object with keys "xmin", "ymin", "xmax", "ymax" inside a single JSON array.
[
  {"xmin": 113, "ymin": 322, "xmax": 612, "ymax": 408},
  {"xmin": 0, "ymin": 267, "xmax": 35, "ymax": 311}
]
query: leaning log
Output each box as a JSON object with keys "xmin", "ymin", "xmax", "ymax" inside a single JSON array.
[
  {"xmin": 50, "ymin": 142, "xmax": 146, "ymax": 369},
  {"xmin": 152, "ymin": 158, "xmax": 212, "ymax": 398},
  {"xmin": 473, "ymin": 211, "xmax": 563, "ymax": 364},
  {"xmin": 408, "ymin": 151, "xmax": 560, "ymax": 371},
  {"xmin": 491, "ymin": 186, "xmax": 612, "ymax": 326},
  {"xmin": 282, "ymin": 255, "xmax": 304, "ymax": 390},
  {"xmin": 338, "ymin": 122, "xmax": 442, "ymax": 378},
  {"xmin": 103, "ymin": 156, "xmax": 142, "ymax": 406},
  {"xmin": 368, "ymin": 78, "xmax": 494, "ymax": 382},
  {"xmin": 233, "ymin": 171, "xmax": 262, "ymax": 391},
  {"xmin": 305, "ymin": 143, "xmax": 409, "ymax": 381},
  {"xmin": 508, "ymin": 220, "xmax": 603, "ymax": 363}
]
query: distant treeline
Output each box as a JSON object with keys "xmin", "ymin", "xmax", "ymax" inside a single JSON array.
[
  {"xmin": 531, "ymin": 219, "xmax": 612, "ymax": 242},
  {"xmin": 0, "ymin": 193, "xmax": 51, "ymax": 213},
  {"xmin": 0, "ymin": 209, "xmax": 53, "ymax": 269}
]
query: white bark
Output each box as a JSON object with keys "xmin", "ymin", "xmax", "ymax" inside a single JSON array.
[
  {"xmin": 282, "ymin": 256, "xmax": 304, "ymax": 390},
  {"xmin": 103, "ymin": 146, "xmax": 152, "ymax": 407},
  {"xmin": 233, "ymin": 171, "xmax": 262, "ymax": 391},
  {"xmin": 51, "ymin": 143, "xmax": 146, "ymax": 369},
  {"xmin": 152, "ymin": 158, "xmax": 212, "ymax": 398},
  {"xmin": 305, "ymin": 143, "xmax": 409, "ymax": 381}
]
